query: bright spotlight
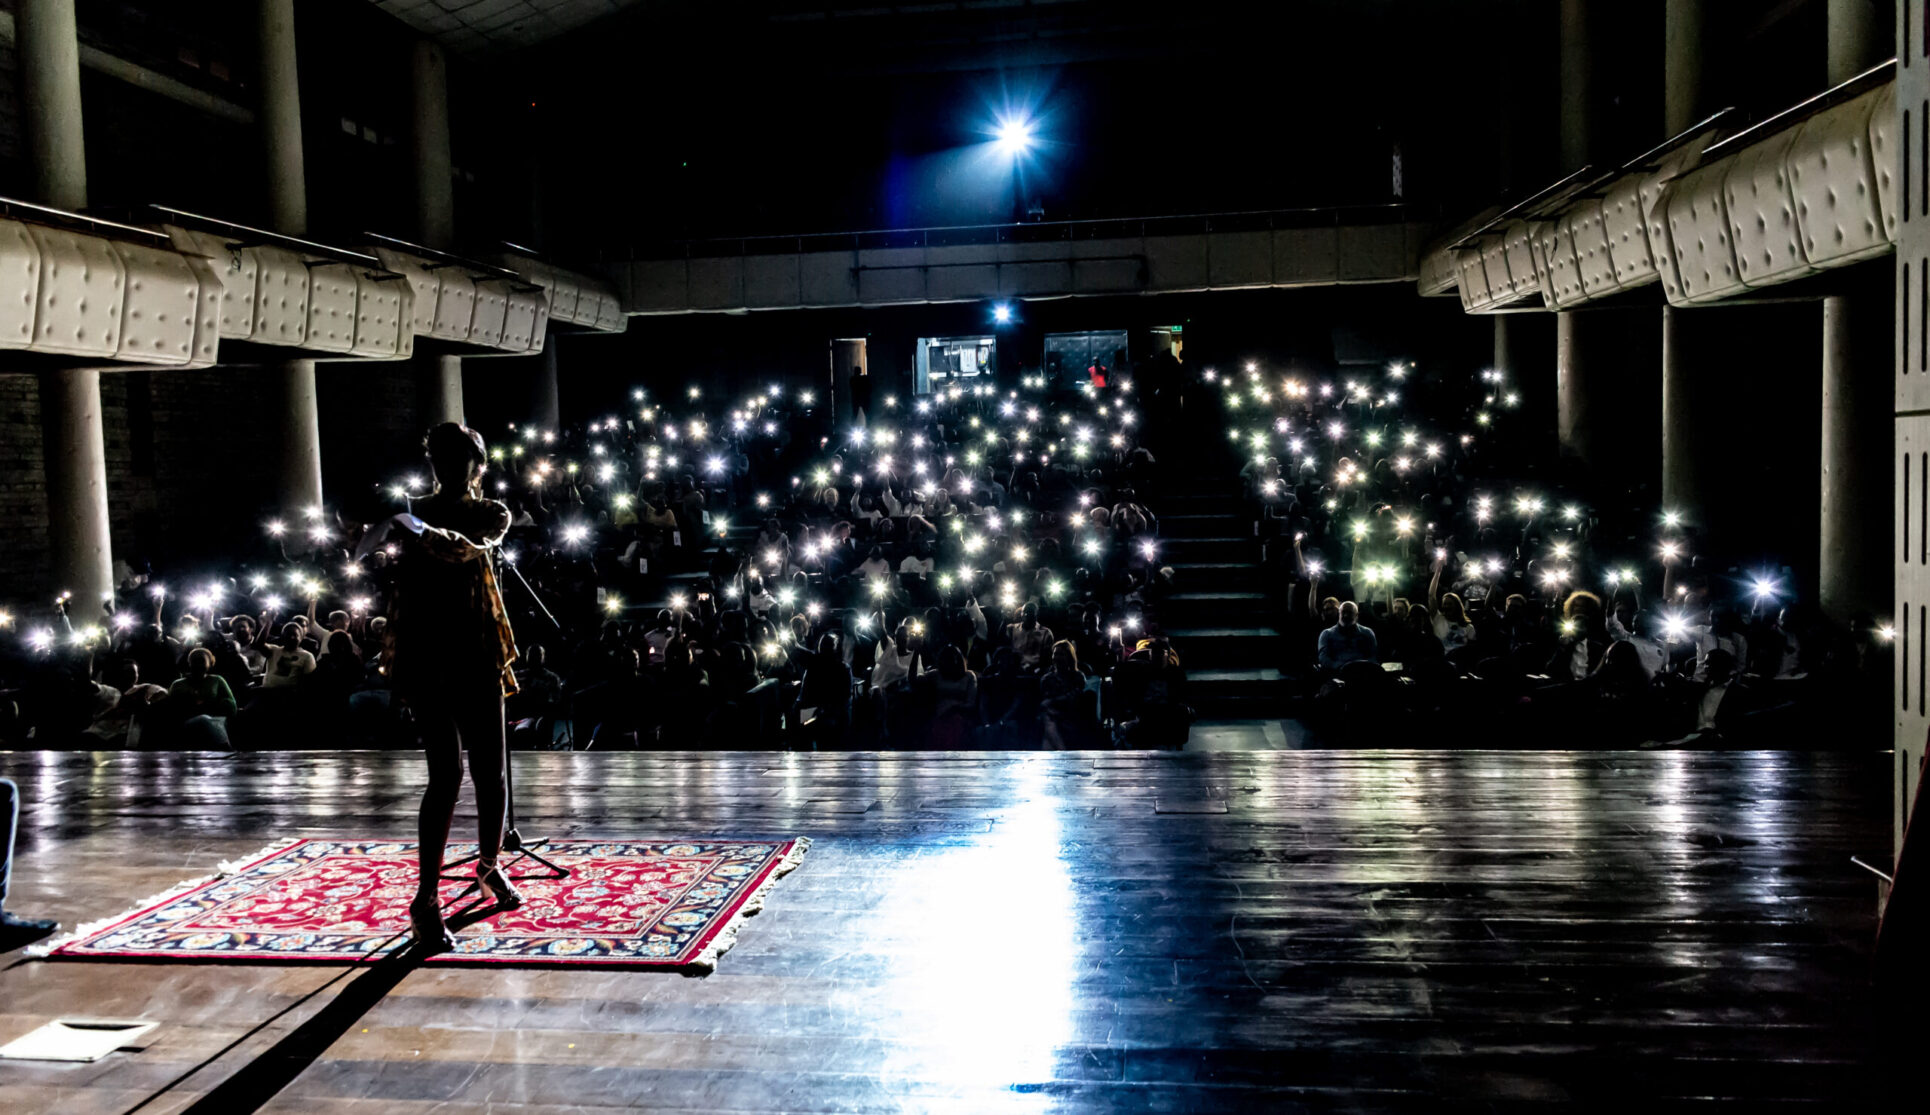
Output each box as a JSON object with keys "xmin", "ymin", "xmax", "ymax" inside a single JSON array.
[
  {"xmin": 992, "ymin": 302, "xmax": 1013, "ymax": 325},
  {"xmin": 994, "ymin": 116, "xmax": 1034, "ymax": 156}
]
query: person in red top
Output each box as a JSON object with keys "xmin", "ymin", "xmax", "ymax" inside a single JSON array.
[{"xmin": 385, "ymin": 423, "xmax": 524, "ymax": 951}]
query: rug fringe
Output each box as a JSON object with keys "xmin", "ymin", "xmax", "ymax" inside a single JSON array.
[
  {"xmin": 683, "ymin": 836, "xmax": 811, "ymax": 974},
  {"xmin": 25, "ymin": 837, "xmax": 306, "ymax": 959}
]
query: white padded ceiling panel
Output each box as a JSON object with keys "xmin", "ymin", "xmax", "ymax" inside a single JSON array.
[
  {"xmin": 593, "ymin": 288, "xmax": 626, "ymax": 333},
  {"xmin": 180, "ymin": 253, "xmax": 221, "ymax": 367},
  {"xmin": 1788, "ymin": 87, "xmax": 1892, "ymax": 269},
  {"xmin": 25, "ymin": 225, "xmax": 123, "ymax": 358},
  {"xmin": 1499, "ymin": 223, "xmax": 1540, "ymax": 302},
  {"xmin": 1416, "ymin": 241, "xmax": 1458, "ymax": 296},
  {"xmin": 305, "ymin": 262, "xmax": 360, "ymax": 353},
  {"xmin": 1478, "ymin": 237, "xmax": 1514, "ymax": 301},
  {"xmin": 348, "ymin": 270, "xmax": 407, "ymax": 358},
  {"xmin": 1870, "ymin": 80, "xmax": 1899, "ymax": 242},
  {"xmin": 470, "ymin": 278, "xmax": 511, "ymax": 348},
  {"xmin": 430, "ymin": 267, "xmax": 477, "ymax": 341},
  {"xmin": 1453, "ymin": 248, "xmax": 1492, "ymax": 312},
  {"xmin": 1600, "ymin": 173, "xmax": 1658, "ymax": 287},
  {"xmin": 371, "ymin": 248, "xmax": 441, "ymax": 336},
  {"xmin": 1565, "ymin": 201, "xmax": 1621, "ymax": 299},
  {"xmin": 1724, "ymin": 130, "xmax": 1811, "ymax": 289},
  {"xmin": 1661, "ymin": 161, "xmax": 1743, "ymax": 304},
  {"xmin": 250, "ymin": 246, "xmax": 310, "ymax": 345},
  {"xmin": 501, "ymin": 285, "xmax": 541, "ymax": 351},
  {"xmin": 1538, "ymin": 217, "xmax": 1587, "ymax": 308},
  {"xmin": 546, "ymin": 269, "xmax": 582, "ymax": 323},
  {"xmin": 0, "ymin": 219, "xmax": 40, "ymax": 351},
  {"xmin": 111, "ymin": 240, "xmax": 201, "ymax": 365},
  {"xmin": 164, "ymin": 225, "xmax": 257, "ymax": 337},
  {"xmin": 529, "ymin": 285, "xmax": 551, "ymax": 338}
]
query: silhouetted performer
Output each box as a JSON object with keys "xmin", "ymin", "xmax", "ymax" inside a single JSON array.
[
  {"xmin": 385, "ymin": 423, "xmax": 524, "ymax": 950},
  {"xmin": 1, "ymin": 778, "xmax": 58, "ymax": 947}
]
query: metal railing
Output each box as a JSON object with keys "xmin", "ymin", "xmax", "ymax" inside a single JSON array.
[
  {"xmin": 0, "ymin": 194, "xmax": 172, "ymax": 245},
  {"xmin": 610, "ymin": 202, "xmax": 1434, "ymax": 263}
]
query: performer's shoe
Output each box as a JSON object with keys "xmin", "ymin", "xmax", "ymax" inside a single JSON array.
[
  {"xmin": 477, "ymin": 861, "xmax": 525, "ymax": 910},
  {"xmin": 0, "ymin": 910, "xmax": 58, "ymax": 933},
  {"xmin": 409, "ymin": 892, "xmax": 456, "ymax": 953}
]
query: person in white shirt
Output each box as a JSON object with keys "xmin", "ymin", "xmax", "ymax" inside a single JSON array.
[{"xmin": 262, "ymin": 623, "xmax": 317, "ymax": 689}]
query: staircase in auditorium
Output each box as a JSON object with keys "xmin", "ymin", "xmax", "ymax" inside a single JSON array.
[{"xmin": 1158, "ymin": 487, "xmax": 1287, "ymax": 726}]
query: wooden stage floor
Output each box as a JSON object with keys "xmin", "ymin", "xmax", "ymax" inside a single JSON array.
[{"xmin": 0, "ymin": 749, "xmax": 1895, "ymax": 1112}]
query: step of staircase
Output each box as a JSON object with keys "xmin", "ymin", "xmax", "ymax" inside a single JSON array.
[
  {"xmin": 1160, "ymin": 512, "xmax": 1254, "ymax": 539},
  {"xmin": 1169, "ymin": 561, "xmax": 1262, "ymax": 591},
  {"xmin": 1163, "ymin": 625, "xmax": 1284, "ymax": 669},
  {"xmin": 1166, "ymin": 590, "xmax": 1271, "ymax": 625}
]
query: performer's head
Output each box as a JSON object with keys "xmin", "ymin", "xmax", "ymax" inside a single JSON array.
[{"xmin": 425, "ymin": 423, "xmax": 488, "ymax": 497}]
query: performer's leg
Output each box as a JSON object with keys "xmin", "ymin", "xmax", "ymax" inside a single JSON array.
[
  {"xmin": 1, "ymin": 778, "xmax": 16, "ymax": 910},
  {"xmin": 462, "ymin": 689, "xmax": 508, "ymax": 867},
  {"xmin": 415, "ymin": 695, "xmax": 463, "ymax": 897}
]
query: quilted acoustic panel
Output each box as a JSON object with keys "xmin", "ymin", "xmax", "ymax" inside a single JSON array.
[
  {"xmin": 546, "ymin": 270, "xmax": 583, "ymax": 324},
  {"xmin": 1416, "ymin": 242, "xmax": 1458, "ymax": 296},
  {"xmin": 501, "ymin": 286, "xmax": 541, "ymax": 351},
  {"xmin": 428, "ymin": 267, "xmax": 476, "ymax": 341},
  {"xmin": 1539, "ymin": 216, "xmax": 1588, "ymax": 308},
  {"xmin": 1788, "ymin": 87, "xmax": 1893, "ymax": 269},
  {"xmin": 111, "ymin": 240, "xmax": 202, "ymax": 365},
  {"xmin": 1453, "ymin": 248, "xmax": 1492, "ymax": 312},
  {"xmin": 1500, "ymin": 223, "xmax": 1541, "ymax": 303},
  {"xmin": 469, "ymin": 278, "xmax": 511, "ymax": 348},
  {"xmin": 1641, "ymin": 154, "xmax": 1701, "ymax": 305},
  {"xmin": 1662, "ymin": 160, "xmax": 1743, "ymax": 304},
  {"xmin": 0, "ymin": 219, "xmax": 40, "ymax": 350},
  {"xmin": 348, "ymin": 270, "xmax": 409, "ymax": 359},
  {"xmin": 1871, "ymin": 80, "xmax": 1899, "ymax": 243},
  {"xmin": 528, "ymin": 284, "xmax": 552, "ymax": 339},
  {"xmin": 1600, "ymin": 172, "xmax": 1659, "ymax": 287},
  {"xmin": 250, "ymin": 246, "xmax": 309, "ymax": 345},
  {"xmin": 164, "ymin": 226, "xmax": 257, "ymax": 337},
  {"xmin": 24, "ymin": 225, "xmax": 123, "ymax": 358},
  {"xmin": 180, "ymin": 254, "xmax": 221, "ymax": 367},
  {"xmin": 1565, "ymin": 200, "xmax": 1621, "ymax": 299},
  {"xmin": 593, "ymin": 288, "xmax": 627, "ymax": 333},
  {"xmin": 1725, "ymin": 129, "xmax": 1811, "ymax": 289},
  {"xmin": 1479, "ymin": 237, "xmax": 1516, "ymax": 302},
  {"xmin": 304, "ymin": 262, "xmax": 359, "ymax": 353},
  {"xmin": 371, "ymin": 248, "xmax": 441, "ymax": 336}
]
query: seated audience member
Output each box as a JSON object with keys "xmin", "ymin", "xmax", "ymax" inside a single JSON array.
[
  {"xmin": 262, "ymin": 624, "xmax": 317, "ymax": 689},
  {"xmin": 167, "ymin": 648, "xmax": 238, "ymax": 749},
  {"xmin": 1318, "ymin": 601, "xmax": 1379, "ymax": 674}
]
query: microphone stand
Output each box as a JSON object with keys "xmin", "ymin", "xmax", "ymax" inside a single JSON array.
[{"xmin": 440, "ymin": 545, "xmax": 569, "ymax": 888}]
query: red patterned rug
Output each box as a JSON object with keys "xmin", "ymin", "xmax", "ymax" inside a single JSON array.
[{"xmin": 38, "ymin": 837, "xmax": 808, "ymax": 971}]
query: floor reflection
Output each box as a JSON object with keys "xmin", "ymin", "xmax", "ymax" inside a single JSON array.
[{"xmin": 857, "ymin": 760, "xmax": 1077, "ymax": 1095}]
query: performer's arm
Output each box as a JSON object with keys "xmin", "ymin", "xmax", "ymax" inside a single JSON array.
[{"xmin": 411, "ymin": 503, "xmax": 511, "ymax": 563}]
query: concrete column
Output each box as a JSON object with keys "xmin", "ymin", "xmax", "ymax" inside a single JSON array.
[
  {"xmin": 533, "ymin": 345, "xmax": 561, "ymax": 433},
  {"xmin": 20, "ymin": 0, "xmax": 110, "ymax": 605},
  {"xmin": 16, "ymin": 0, "xmax": 86, "ymax": 211},
  {"xmin": 1661, "ymin": 0, "xmax": 1711, "ymax": 519},
  {"xmin": 258, "ymin": 0, "xmax": 306, "ymax": 236},
  {"xmin": 1554, "ymin": 0, "xmax": 1601, "ymax": 472},
  {"xmin": 421, "ymin": 354, "xmax": 465, "ymax": 427},
  {"xmin": 1558, "ymin": 0, "xmax": 1593, "ymax": 173},
  {"xmin": 1660, "ymin": 307, "xmax": 1701, "ymax": 511},
  {"xmin": 1828, "ymin": 0, "xmax": 1886, "ymax": 83},
  {"xmin": 38, "ymin": 371, "xmax": 113, "ymax": 606},
  {"xmin": 831, "ymin": 338, "xmax": 865, "ymax": 431},
  {"xmin": 1821, "ymin": 293, "xmax": 1891, "ymax": 619},
  {"xmin": 412, "ymin": 39, "xmax": 455, "ymax": 251},
  {"xmin": 1817, "ymin": 0, "xmax": 1889, "ymax": 619},
  {"xmin": 271, "ymin": 360, "xmax": 324, "ymax": 513},
  {"xmin": 258, "ymin": 0, "xmax": 323, "ymax": 513},
  {"xmin": 1664, "ymin": 0, "xmax": 1706, "ymax": 135},
  {"xmin": 1555, "ymin": 313, "xmax": 1595, "ymax": 464}
]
